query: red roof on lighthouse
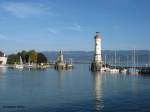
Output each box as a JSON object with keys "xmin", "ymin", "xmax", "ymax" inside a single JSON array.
[{"xmin": 94, "ymin": 32, "xmax": 101, "ymax": 39}]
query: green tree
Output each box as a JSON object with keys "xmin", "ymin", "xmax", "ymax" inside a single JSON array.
[
  {"xmin": 7, "ymin": 54, "xmax": 19, "ymax": 64},
  {"xmin": 37, "ymin": 53, "xmax": 48, "ymax": 64},
  {"xmin": 7, "ymin": 50, "xmax": 48, "ymax": 64},
  {"xmin": 21, "ymin": 50, "xmax": 27, "ymax": 63},
  {"xmin": 28, "ymin": 50, "xmax": 37, "ymax": 63}
]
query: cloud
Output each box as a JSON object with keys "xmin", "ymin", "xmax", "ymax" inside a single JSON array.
[
  {"xmin": 0, "ymin": 2, "xmax": 51, "ymax": 18},
  {"xmin": 0, "ymin": 34, "xmax": 8, "ymax": 40},
  {"xmin": 67, "ymin": 23, "xmax": 83, "ymax": 32},
  {"xmin": 0, "ymin": 34, "xmax": 19, "ymax": 42},
  {"xmin": 47, "ymin": 23, "xmax": 84, "ymax": 36},
  {"xmin": 0, "ymin": 33, "xmax": 25, "ymax": 42},
  {"xmin": 47, "ymin": 28, "xmax": 58, "ymax": 34}
]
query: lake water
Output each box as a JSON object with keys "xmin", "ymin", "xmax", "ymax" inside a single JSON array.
[{"xmin": 0, "ymin": 64, "xmax": 150, "ymax": 112}]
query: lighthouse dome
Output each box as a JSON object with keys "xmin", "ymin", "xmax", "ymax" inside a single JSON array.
[{"xmin": 94, "ymin": 32, "xmax": 101, "ymax": 39}]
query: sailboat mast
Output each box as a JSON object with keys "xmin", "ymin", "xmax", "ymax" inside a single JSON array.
[
  {"xmin": 115, "ymin": 51, "xmax": 117, "ymax": 69},
  {"xmin": 118, "ymin": 56, "xmax": 120, "ymax": 67},
  {"xmin": 126, "ymin": 55, "xmax": 129, "ymax": 67},
  {"xmin": 70, "ymin": 58, "xmax": 73, "ymax": 65},
  {"xmin": 104, "ymin": 55, "xmax": 107, "ymax": 67},
  {"xmin": 149, "ymin": 51, "xmax": 150, "ymax": 67},
  {"xmin": 136, "ymin": 53, "xmax": 138, "ymax": 67},
  {"xmin": 133, "ymin": 48, "xmax": 136, "ymax": 68}
]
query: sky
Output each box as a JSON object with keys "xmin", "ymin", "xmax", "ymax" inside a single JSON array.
[{"xmin": 0, "ymin": 0, "xmax": 150, "ymax": 54}]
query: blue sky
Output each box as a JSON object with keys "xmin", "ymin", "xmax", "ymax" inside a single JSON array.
[{"xmin": 0, "ymin": 0, "xmax": 150, "ymax": 54}]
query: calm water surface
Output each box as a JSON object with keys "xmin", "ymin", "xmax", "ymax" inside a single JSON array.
[{"xmin": 0, "ymin": 64, "xmax": 150, "ymax": 112}]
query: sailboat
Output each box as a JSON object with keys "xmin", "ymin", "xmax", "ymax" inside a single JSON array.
[
  {"xmin": 24, "ymin": 57, "xmax": 33, "ymax": 68},
  {"xmin": 101, "ymin": 55, "xmax": 110, "ymax": 72},
  {"xmin": 109, "ymin": 51, "xmax": 119, "ymax": 73},
  {"xmin": 15, "ymin": 56, "xmax": 24, "ymax": 69},
  {"xmin": 66, "ymin": 58, "xmax": 73, "ymax": 69},
  {"xmin": 118, "ymin": 56, "xmax": 127, "ymax": 73},
  {"xmin": 127, "ymin": 48, "xmax": 139, "ymax": 75}
]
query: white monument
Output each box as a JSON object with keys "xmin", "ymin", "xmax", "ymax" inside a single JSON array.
[
  {"xmin": 91, "ymin": 32, "xmax": 102, "ymax": 71},
  {"xmin": 94, "ymin": 32, "xmax": 102, "ymax": 63}
]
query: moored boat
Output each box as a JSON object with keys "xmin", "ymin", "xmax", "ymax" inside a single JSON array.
[{"xmin": 14, "ymin": 56, "xmax": 24, "ymax": 69}]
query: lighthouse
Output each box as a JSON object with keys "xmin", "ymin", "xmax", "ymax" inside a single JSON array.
[
  {"xmin": 91, "ymin": 32, "xmax": 102, "ymax": 71},
  {"xmin": 59, "ymin": 50, "xmax": 64, "ymax": 63},
  {"xmin": 94, "ymin": 32, "xmax": 102, "ymax": 63}
]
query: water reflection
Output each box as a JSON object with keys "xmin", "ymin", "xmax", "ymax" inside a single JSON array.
[
  {"xmin": 130, "ymin": 76, "xmax": 139, "ymax": 95},
  {"xmin": 92, "ymin": 72, "xmax": 104, "ymax": 112},
  {"xmin": 0, "ymin": 67, "xmax": 7, "ymax": 74},
  {"xmin": 0, "ymin": 67, "xmax": 8, "ymax": 91},
  {"xmin": 57, "ymin": 69, "xmax": 65, "ymax": 89}
]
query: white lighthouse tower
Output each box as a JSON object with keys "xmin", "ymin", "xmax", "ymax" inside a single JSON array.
[
  {"xmin": 91, "ymin": 32, "xmax": 102, "ymax": 71},
  {"xmin": 94, "ymin": 32, "xmax": 102, "ymax": 63}
]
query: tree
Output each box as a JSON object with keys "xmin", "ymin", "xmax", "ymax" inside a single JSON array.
[
  {"xmin": 28, "ymin": 50, "xmax": 37, "ymax": 63},
  {"xmin": 37, "ymin": 53, "xmax": 48, "ymax": 64},
  {"xmin": 21, "ymin": 50, "xmax": 27, "ymax": 63},
  {"xmin": 7, "ymin": 54, "xmax": 18, "ymax": 64},
  {"xmin": 7, "ymin": 50, "xmax": 48, "ymax": 64}
]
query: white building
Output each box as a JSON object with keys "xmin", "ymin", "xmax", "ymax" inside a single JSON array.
[
  {"xmin": 94, "ymin": 32, "xmax": 102, "ymax": 63},
  {"xmin": 57, "ymin": 50, "xmax": 64, "ymax": 64},
  {"xmin": 91, "ymin": 32, "xmax": 103, "ymax": 71},
  {"xmin": 0, "ymin": 51, "xmax": 7, "ymax": 65}
]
